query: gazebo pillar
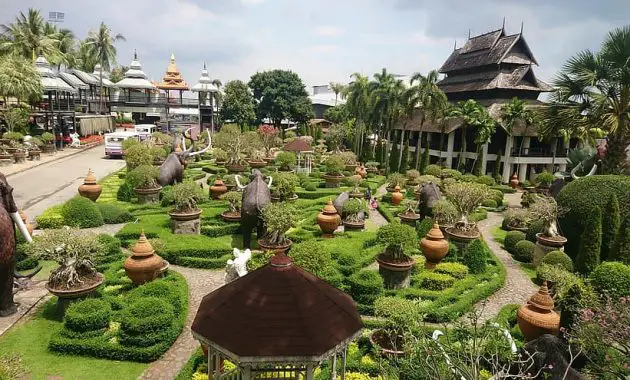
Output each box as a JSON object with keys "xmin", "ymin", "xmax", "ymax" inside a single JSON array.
[
  {"xmin": 330, "ymin": 353, "xmax": 337, "ymax": 380},
  {"xmin": 305, "ymin": 364, "xmax": 314, "ymax": 380}
]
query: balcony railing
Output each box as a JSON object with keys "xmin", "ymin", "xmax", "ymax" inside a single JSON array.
[
  {"xmin": 511, "ymin": 148, "xmax": 567, "ymax": 158},
  {"xmin": 110, "ymin": 94, "xmax": 200, "ymax": 106}
]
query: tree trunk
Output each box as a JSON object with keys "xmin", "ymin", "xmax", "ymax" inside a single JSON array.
[
  {"xmin": 414, "ymin": 131, "xmax": 423, "ymax": 170},
  {"xmin": 385, "ymin": 129, "xmax": 392, "ymax": 174},
  {"xmin": 98, "ymin": 59, "xmax": 104, "ymax": 114},
  {"xmin": 397, "ymin": 126, "xmax": 406, "ymax": 172}
]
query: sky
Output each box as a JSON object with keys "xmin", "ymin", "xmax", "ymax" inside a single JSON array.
[{"xmin": 2, "ymin": 0, "xmax": 630, "ymax": 94}]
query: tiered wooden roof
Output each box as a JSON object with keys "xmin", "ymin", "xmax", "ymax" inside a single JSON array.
[{"xmin": 157, "ymin": 53, "xmax": 188, "ymax": 91}]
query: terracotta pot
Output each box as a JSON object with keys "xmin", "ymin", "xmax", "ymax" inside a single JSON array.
[
  {"xmin": 343, "ymin": 219, "xmax": 365, "ymax": 231},
  {"xmin": 510, "ymin": 173, "xmax": 519, "ymax": 189},
  {"xmin": 391, "ymin": 185, "xmax": 404, "ymax": 206},
  {"xmin": 221, "ymin": 210, "xmax": 241, "ymax": 222},
  {"xmin": 257, "ymin": 238, "xmax": 293, "ymax": 254},
  {"xmin": 398, "ymin": 212, "xmax": 420, "ymax": 226},
  {"xmin": 354, "ymin": 166, "xmax": 367, "ymax": 179},
  {"xmin": 210, "ymin": 179, "xmax": 228, "ymax": 199},
  {"xmin": 248, "ymin": 160, "xmax": 267, "ymax": 168},
  {"xmin": 421, "ymin": 223, "xmax": 449, "ymax": 269},
  {"xmin": 78, "ymin": 169, "xmax": 102, "ymax": 202},
  {"xmin": 317, "ymin": 200, "xmax": 341, "ymax": 237},
  {"xmin": 517, "ymin": 281, "xmax": 560, "ymax": 342},
  {"xmin": 536, "ymin": 233, "xmax": 567, "ymax": 249},
  {"xmin": 124, "ymin": 231, "xmax": 165, "ymax": 285},
  {"xmin": 134, "ymin": 186, "xmax": 162, "ymax": 204},
  {"xmin": 18, "ymin": 210, "xmax": 33, "ymax": 236},
  {"xmin": 322, "ymin": 173, "xmax": 344, "ymax": 188}
]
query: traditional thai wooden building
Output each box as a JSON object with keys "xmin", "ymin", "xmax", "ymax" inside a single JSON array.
[{"xmin": 396, "ymin": 27, "xmax": 581, "ymax": 182}]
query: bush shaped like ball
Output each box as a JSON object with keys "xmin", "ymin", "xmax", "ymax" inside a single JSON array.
[
  {"xmin": 117, "ymin": 182, "xmax": 134, "ymax": 202},
  {"xmin": 513, "ymin": 240, "xmax": 535, "ymax": 262},
  {"xmin": 526, "ymin": 219, "xmax": 546, "ymax": 242},
  {"xmin": 290, "ymin": 240, "xmax": 335, "ymax": 277},
  {"xmin": 541, "ymin": 250, "xmax": 574, "ymax": 272},
  {"xmin": 347, "ymin": 270, "xmax": 384, "ymax": 306},
  {"xmin": 119, "ymin": 297, "xmax": 175, "ymax": 347},
  {"xmin": 261, "ymin": 203, "xmax": 298, "ymax": 245},
  {"xmin": 64, "ymin": 299, "xmax": 112, "ymax": 333},
  {"xmin": 476, "ymin": 175, "xmax": 496, "ymax": 186},
  {"xmin": 482, "ymin": 199, "xmax": 498, "ymax": 208},
  {"xmin": 127, "ymin": 281, "xmax": 183, "ymax": 313},
  {"xmin": 97, "ymin": 203, "xmax": 134, "ymax": 224},
  {"xmin": 61, "ymin": 196, "xmax": 104, "ymax": 228},
  {"xmin": 489, "ymin": 189, "xmax": 504, "ymax": 206},
  {"xmin": 440, "ymin": 168, "xmax": 463, "ymax": 180},
  {"xmin": 504, "ymin": 231, "xmax": 526, "ymax": 253},
  {"xmin": 377, "ymin": 222, "xmax": 417, "ymax": 259},
  {"xmin": 304, "ymin": 182, "xmax": 317, "ymax": 191},
  {"xmin": 464, "ymin": 239, "xmax": 486, "ymax": 274},
  {"xmin": 374, "ymin": 296, "xmax": 422, "ymax": 328},
  {"xmin": 589, "ymin": 262, "xmax": 630, "ymax": 300},
  {"xmin": 434, "ymin": 262, "xmax": 468, "ymax": 279},
  {"xmin": 423, "ymin": 164, "xmax": 441, "ymax": 177},
  {"xmin": 418, "ymin": 272, "xmax": 455, "ymax": 290}
]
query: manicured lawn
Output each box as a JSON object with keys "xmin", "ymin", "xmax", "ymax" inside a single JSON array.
[{"xmin": 0, "ymin": 301, "xmax": 147, "ymax": 380}]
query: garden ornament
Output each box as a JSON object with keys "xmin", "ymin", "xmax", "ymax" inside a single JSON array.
[
  {"xmin": 0, "ymin": 173, "xmax": 34, "ymax": 317},
  {"xmin": 70, "ymin": 132, "xmax": 81, "ymax": 147},
  {"xmin": 238, "ymin": 170, "xmax": 272, "ymax": 249},
  {"xmin": 333, "ymin": 192, "xmax": 366, "ymax": 220},
  {"xmin": 417, "ymin": 182, "xmax": 442, "ymax": 217},
  {"xmin": 158, "ymin": 128, "xmax": 211, "ymax": 186},
  {"xmin": 224, "ymin": 248, "xmax": 252, "ymax": 283}
]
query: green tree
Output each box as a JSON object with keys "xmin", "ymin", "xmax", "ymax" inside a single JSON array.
[
  {"xmin": 576, "ymin": 206, "xmax": 602, "ymax": 275},
  {"xmin": 419, "ymin": 146, "xmax": 430, "ymax": 174},
  {"xmin": 0, "ymin": 8, "xmax": 59, "ymax": 60},
  {"xmin": 220, "ymin": 80, "xmax": 256, "ymax": 129},
  {"xmin": 109, "ymin": 65, "xmax": 128, "ymax": 83},
  {"xmin": 329, "ymin": 82, "xmax": 346, "ymax": 106},
  {"xmin": 500, "ymin": 98, "xmax": 537, "ymax": 175},
  {"xmin": 85, "ymin": 22, "xmax": 125, "ymax": 113},
  {"xmin": 323, "ymin": 104, "xmax": 350, "ymax": 124},
  {"xmin": 611, "ymin": 217, "xmax": 630, "ymax": 264},
  {"xmin": 450, "ymin": 99, "xmax": 495, "ymax": 174},
  {"xmin": 389, "ymin": 131, "xmax": 400, "ymax": 173},
  {"xmin": 602, "ymin": 194, "xmax": 620, "ymax": 261},
  {"xmin": 0, "ymin": 54, "xmax": 42, "ymax": 103},
  {"xmin": 492, "ymin": 150, "xmax": 503, "ymax": 182},
  {"xmin": 542, "ymin": 26, "xmax": 630, "ymax": 174},
  {"xmin": 344, "ymin": 73, "xmax": 371, "ymax": 157},
  {"xmin": 248, "ymin": 69, "xmax": 313, "ymax": 138}
]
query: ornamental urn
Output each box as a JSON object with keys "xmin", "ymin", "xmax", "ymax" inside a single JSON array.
[
  {"xmin": 517, "ymin": 281, "xmax": 560, "ymax": 342},
  {"xmin": 124, "ymin": 231, "xmax": 164, "ymax": 285},
  {"xmin": 317, "ymin": 200, "xmax": 341, "ymax": 237},
  {"xmin": 78, "ymin": 169, "xmax": 102, "ymax": 201},
  {"xmin": 209, "ymin": 178, "xmax": 228, "ymax": 200},
  {"xmin": 510, "ymin": 173, "xmax": 519, "ymax": 189},
  {"xmin": 391, "ymin": 185, "xmax": 404, "ymax": 206},
  {"xmin": 355, "ymin": 165, "xmax": 367, "ymax": 179},
  {"xmin": 421, "ymin": 223, "xmax": 449, "ymax": 269}
]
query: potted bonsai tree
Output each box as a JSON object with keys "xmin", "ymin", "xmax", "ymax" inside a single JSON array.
[
  {"xmin": 431, "ymin": 199, "xmax": 459, "ymax": 233},
  {"xmin": 444, "ymin": 182, "xmax": 488, "ymax": 245},
  {"xmin": 151, "ymin": 131, "xmax": 173, "ymax": 147},
  {"xmin": 347, "ymin": 175, "xmax": 364, "ymax": 198},
  {"xmin": 398, "ymin": 199, "xmax": 420, "ymax": 226},
  {"xmin": 168, "ymin": 182, "xmax": 205, "ymax": 234},
  {"xmin": 365, "ymin": 161, "xmax": 379, "ymax": 174},
  {"xmin": 528, "ymin": 196, "xmax": 567, "ymax": 249},
  {"xmin": 150, "ymin": 145, "xmax": 167, "ymax": 166},
  {"xmin": 259, "ymin": 202, "xmax": 297, "ymax": 253},
  {"xmin": 11, "ymin": 142, "xmax": 26, "ymax": 164},
  {"xmin": 220, "ymin": 191, "xmax": 242, "ymax": 222},
  {"xmin": 257, "ymin": 124, "xmax": 279, "ymax": 160},
  {"xmin": 322, "ymin": 155, "xmax": 345, "ymax": 188},
  {"xmin": 214, "ymin": 125, "xmax": 248, "ymax": 172},
  {"xmin": 26, "ymin": 228, "xmax": 105, "ymax": 314},
  {"xmin": 386, "ymin": 173, "xmax": 406, "ymax": 193},
  {"xmin": 534, "ymin": 171, "xmax": 555, "ymax": 191},
  {"xmin": 213, "ymin": 148, "xmax": 228, "ymax": 166},
  {"xmin": 340, "ymin": 151, "xmax": 358, "ymax": 172},
  {"xmin": 247, "ymin": 149, "xmax": 267, "ymax": 168},
  {"xmin": 26, "ymin": 137, "xmax": 43, "ymax": 161},
  {"xmin": 406, "ymin": 169, "xmax": 421, "ymax": 186},
  {"xmin": 126, "ymin": 164, "xmax": 162, "ymax": 204},
  {"xmin": 342, "ymin": 198, "xmax": 368, "ymax": 230},
  {"xmin": 376, "ymin": 222, "xmax": 418, "ymax": 289},
  {"xmin": 40, "ymin": 132, "xmax": 55, "ymax": 153},
  {"xmin": 371, "ymin": 296, "xmax": 422, "ymax": 357},
  {"xmin": 271, "ymin": 172, "xmax": 298, "ymax": 202},
  {"xmin": 275, "ymin": 151, "xmax": 296, "ymax": 172}
]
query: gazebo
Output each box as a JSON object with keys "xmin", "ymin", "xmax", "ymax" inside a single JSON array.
[
  {"xmin": 157, "ymin": 53, "xmax": 189, "ymax": 130},
  {"xmin": 191, "ymin": 62, "xmax": 217, "ymax": 132},
  {"xmin": 192, "ymin": 253, "xmax": 363, "ymax": 380},
  {"xmin": 115, "ymin": 50, "xmax": 155, "ymax": 104},
  {"xmin": 283, "ymin": 138, "xmax": 313, "ymax": 175},
  {"xmin": 91, "ymin": 64, "xmax": 117, "ymax": 102}
]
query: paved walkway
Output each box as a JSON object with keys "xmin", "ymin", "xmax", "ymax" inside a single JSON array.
[
  {"xmin": 138, "ymin": 266, "xmax": 224, "ymax": 380},
  {"xmin": 1, "ymin": 146, "xmax": 90, "ymax": 177},
  {"xmin": 0, "ymin": 280, "xmax": 48, "ymax": 336}
]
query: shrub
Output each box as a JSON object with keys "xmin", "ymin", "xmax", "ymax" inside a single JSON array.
[
  {"xmin": 339, "ymin": 151, "xmax": 358, "ymax": 165},
  {"xmin": 481, "ymin": 199, "xmax": 497, "ymax": 208},
  {"xmin": 346, "ymin": 270, "xmax": 384, "ymax": 307},
  {"xmin": 377, "ymin": 222, "xmax": 417, "ymax": 259},
  {"xmin": 418, "ymin": 272, "xmax": 455, "ymax": 290},
  {"xmin": 534, "ymin": 171, "xmax": 555, "ymax": 187},
  {"xmin": 117, "ymin": 182, "xmax": 134, "ymax": 202},
  {"xmin": 261, "ymin": 203, "xmax": 297, "ymax": 245},
  {"xmin": 539, "ymin": 250, "xmax": 572, "ymax": 271},
  {"xmin": 513, "ymin": 240, "xmax": 535, "ymax": 262},
  {"xmin": 424, "ymin": 164, "xmax": 441, "ymax": 177},
  {"xmin": 374, "ymin": 296, "xmax": 422, "ymax": 328},
  {"xmin": 304, "ymin": 182, "xmax": 317, "ymax": 191},
  {"xmin": 504, "ymin": 231, "xmax": 526, "ymax": 253},
  {"xmin": 489, "ymin": 189, "xmax": 504, "ymax": 206},
  {"xmin": 247, "ymin": 251, "xmax": 274, "ymax": 271},
  {"xmin": 271, "ymin": 172, "xmax": 298, "ymax": 200},
  {"xmin": 386, "ymin": 172, "xmax": 406, "ymax": 188},
  {"xmin": 64, "ymin": 299, "xmax": 111, "ymax": 333},
  {"xmin": 434, "ymin": 262, "xmax": 468, "ymax": 279},
  {"xmin": 526, "ymin": 219, "xmax": 546, "ymax": 242},
  {"xmin": 61, "ymin": 196, "xmax": 104, "ymax": 228},
  {"xmin": 521, "ymin": 180, "xmax": 532, "ymax": 188},
  {"xmin": 589, "ymin": 262, "xmax": 630, "ymax": 299},
  {"xmin": 416, "ymin": 174, "xmax": 439, "ymax": 186},
  {"xmin": 445, "ymin": 182, "xmax": 489, "ymax": 230},
  {"xmin": 502, "ymin": 208, "xmax": 529, "ymax": 230},
  {"xmin": 127, "ymin": 281, "xmax": 184, "ymax": 313},
  {"xmin": 343, "ymin": 198, "xmax": 368, "ymax": 223},
  {"xmin": 602, "ymin": 194, "xmax": 620, "ymax": 261},
  {"xmin": 275, "ymin": 151, "xmax": 296, "ymax": 170},
  {"xmin": 476, "ymin": 175, "xmax": 495, "ymax": 186},
  {"xmin": 97, "ymin": 234, "xmax": 122, "ymax": 256},
  {"xmin": 126, "ymin": 165, "xmax": 159, "ymax": 189},
  {"xmin": 431, "ymin": 199, "xmax": 458, "ymax": 226},
  {"xmin": 490, "ymin": 184, "xmax": 516, "ymax": 194},
  {"xmin": 289, "ymin": 240, "xmax": 335, "ymax": 278},
  {"xmin": 35, "ymin": 205, "xmax": 65, "ymax": 229},
  {"xmin": 324, "ymin": 155, "xmax": 345, "ymax": 175},
  {"xmin": 611, "ymin": 217, "xmax": 630, "ymax": 264},
  {"xmin": 124, "ymin": 143, "xmax": 153, "ymax": 169},
  {"xmin": 119, "ymin": 298, "xmax": 175, "ymax": 347},
  {"xmin": 40, "ymin": 131, "xmax": 54, "ymax": 143},
  {"xmin": 575, "ymin": 206, "xmax": 602, "ymax": 275},
  {"xmin": 170, "ymin": 182, "xmax": 204, "ymax": 212},
  {"xmin": 440, "ymin": 168, "xmax": 463, "ymax": 180},
  {"xmin": 463, "ymin": 239, "xmax": 486, "ymax": 274},
  {"xmin": 416, "ymin": 217, "xmax": 434, "ymax": 240},
  {"xmin": 406, "ymin": 169, "xmax": 421, "ymax": 183},
  {"xmin": 97, "ymin": 203, "xmax": 134, "ymax": 224}
]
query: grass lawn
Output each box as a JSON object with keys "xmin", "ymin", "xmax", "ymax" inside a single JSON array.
[
  {"xmin": 490, "ymin": 225, "xmax": 538, "ymax": 284},
  {"xmin": 0, "ymin": 301, "xmax": 147, "ymax": 380}
]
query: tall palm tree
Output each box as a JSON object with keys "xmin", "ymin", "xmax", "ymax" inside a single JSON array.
[
  {"xmin": 449, "ymin": 99, "xmax": 494, "ymax": 171},
  {"xmin": 344, "ymin": 73, "xmax": 370, "ymax": 157},
  {"xmin": 210, "ymin": 78, "xmax": 222, "ymax": 132},
  {"xmin": 85, "ymin": 22, "xmax": 126, "ymax": 113},
  {"xmin": 500, "ymin": 97, "xmax": 536, "ymax": 175},
  {"xmin": 0, "ymin": 8, "xmax": 59, "ymax": 60},
  {"xmin": 329, "ymin": 82, "xmax": 346, "ymax": 105},
  {"xmin": 0, "ymin": 54, "xmax": 43, "ymax": 103},
  {"xmin": 544, "ymin": 26, "xmax": 630, "ymax": 174}
]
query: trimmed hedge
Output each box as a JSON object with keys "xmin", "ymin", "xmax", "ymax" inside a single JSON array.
[
  {"xmin": 417, "ymin": 272, "xmax": 455, "ymax": 290},
  {"xmin": 504, "ymin": 231, "xmax": 526, "ymax": 253},
  {"xmin": 463, "ymin": 239, "xmax": 486, "ymax": 274},
  {"xmin": 541, "ymin": 250, "xmax": 574, "ymax": 272},
  {"xmin": 346, "ymin": 270, "xmax": 384, "ymax": 314},
  {"xmin": 482, "ymin": 199, "xmax": 498, "ymax": 208},
  {"xmin": 64, "ymin": 299, "xmax": 112, "ymax": 333},
  {"xmin": 526, "ymin": 219, "xmax": 545, "ymax": 242},
  {"xmin": 589, "ymin": 262, "xmax": 630, "ymax": 299},
  {"xmin": 434, "ymin": 262, "xmax": 468, "ymax": 279},
  {"xmin": 513, "ymin": 240, "xmax": 535, "ymax": 262},
  {"xmin": 97, "ymin": 203, "xmax": 134, "ymax": 224},
  {"xmin": 575, "ymin": 206, "xmax": 602, "ymax": 275},
  {"xmin": 61, "ymin": 196, "xmax": 104, "ymax": 228},
  {"xmin": 35, "ymin": 205, "xmax": 65, "ymax": 229}
]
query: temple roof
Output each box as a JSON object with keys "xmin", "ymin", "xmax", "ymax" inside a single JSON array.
[
  {"xmin": 192, "ymin": 253, "xmax": 362, "ymax": 361},
  {"xmin": 157, "ymin": 53, "xmax": 189, "ymax": 91},
  {"xmin": 34, "ymin": 55, "xmax": 77, "ymax": 93},
  {"xmin": 59, "ymin": 72, "xmax": 89, "ymax": 90},
  {"xmin": 438, "ymin": 66, "xmax": 552, "ymax": 94},
  {"xmin": 116, "ymin": 50, "xmax": 155, "ymax": 90},
  {"xmin": 91, "ymin": 64, "xmax": 116, "ymax": 88},
  {"xmin": 71, "ymin": 69, "xmax": 99, "ymax": 86},
  {"xmin": 191, "ymin": 62, "xmax": 217, "ymax": 92}
]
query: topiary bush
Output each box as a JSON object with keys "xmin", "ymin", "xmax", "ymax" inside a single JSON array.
[
  {"xmin": 289, "ymin": 240, "xmax": 335, "ymax": 279},
  {"xmin": 35, "ymin": 205, "xmax": 65, "ymax": 229},
  {"xmin": 124, "ymin": 143, "xmax": 153, "ymax": 170},
  {"xmin": 526, "ymin": 219, "xmax": 546, "ymax": 242},
  {"xmin": 589, "ymin": 262, "xmax": 630, "ymax": 300},
  {"xmin": 504, "ymin": 230, "xmax": 526, "ymax": 253},
  {"xmin": 97, "ymin": 203, "xmax": 134, "ymax": 224},
  {"xmin": 488, "ymin": 189, "xmax": 504, "ymax": 206},
  {"xmin": 534, "ymin": 171, "xmax": 555, "ymax": 188},
  {"xmin": 434, "ymin": 262, "xmax": 468, "ymax": 279},
  {"xmin": 440, "ymin": 168, "xmax": 463, "ymax": 180},
  {"xmin": 602, "ymin": 194, "xmax": 620, "ymax": 261},
  {"xmin": 463, "ymin": 239, "xmax": 486, "ymax": 274},
  {"xmin": 417, "ymin": 271, "xmax": 455, "ymax": 290},
  {"xmin": 97, "ymin": 234, "xmax": 122, "ymax": 256},
  {"xmin": 61, "ymin": 196, "xmax": 104, "ymax": 228},
  {"xmin": 575, "ymin": 206, "xmax": 602, "ymax": 275},
  {"xmin": 275, "ymin": 151, "xmax": 296, "ymax": 171},
  {"xmin": 481, "ymin": 199, "xmax": 498, "ymax": 208},
  {"xmin": 611, "ymin": 217, "xmax": 630, "ymax": 264},
  {"xmin": 513, "ymin": 240, "xmax": 535, "ymax": 262},
  {"xmin": 424, "ymin": 164, "xmax": 441, "ymax": 177},
  {"xmin": 119, "ymin": 297, "xmax": 175, "ymax": 347},
  {"xmin": 476, "ymin": 175, "xmax": 496, "ymax": 186},
  {"xmin": 64, "ymin": 299, "xmax": 112, "ymax": 333},
  {"xmin": 541, "ymin": 250, "xmax": 574, "ymax": 272},
  {"xmin": 346, "ymin": 270, "xmax": 384, "ymax": 312},
  {"xmin": 416, "ymin": 217, "xmax": 434, "ymax": 240},
  {"xmin": 117, "ymin": 182, "xmax": 134, "ymax": 202}
]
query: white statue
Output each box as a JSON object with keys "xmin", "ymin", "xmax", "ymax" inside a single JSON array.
[
  {"xmin": 224, "ymin": 248, "xmax": 252, "ymax": 283},
  {"xmin": 70, "ymin": 132, "xmax": 81, "ymax": 147}
]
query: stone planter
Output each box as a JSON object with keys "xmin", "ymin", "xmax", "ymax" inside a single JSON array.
[
  {"xmin": 445, "ymin": 227, "xmax": 480, "ymax": 252},
  {"xmin": 169, "ymin": 209, "xmax": 202, "ymax": 234},
  {"xmin": 376, "ymin": 253, "xmax": 415, "ymax": 289},
  {"xmin": 348, "ymin": 191, "xmax": 364, "ymax": 199},
  {"xmin": 398, "ymin": 212, "xmax": 420, "ymax": 226},
  {"xmin": 28, "ymin": 150, "xmax": 41, "ymax": 161},
  {"xmin": 343, "ymin": 219, "xmax": 365, "ymax": 231},
  {"xmin": 209, "ymin": 179, "xmax": 228, "ymax": 199},
  {"xmin": 13, "ymin": 151, "xmax": 26, "ymax": 164},
  {"xmin": 370, "ymin": 329, "xmax": 406, "ymax": 357},
  {"xmin": 0, "ymin": 155, "xmax": 12, "ymax": 167},
  {"xmin": 391, "ymin": 186, "xmax": 404, "ymax": 206},
  {"xmin": 248, "ymin": 160, "xmax": 267, "ymax": 169},
  {"xmin": 510, "ymin": 173, "xmax": 519, "ymax": 189},
  {"xmin": 421, "ymin": 223, "xmax": 449, "ymax": 269},
  {"xmin": 263, "ymin": 156, "xmax": 275, "ymax": 164},
  {"xmin": 5, "ymin": 147, "xmax": 17, "ymax": 155},
  {"xmin": 221, "ymin": 211, "xmax": 241, "ymax": 223},
  {"xmin": 533, "ymin": 234, "xmax": 567, "ymax": 267},
  {"xmin": 226, "ymin": 164, "xmax": 248, "ymax": 173},
  {"xmin": 124, "ymin": 232, "xmax": 165, "ymax": 285},
  {"xmin": 42, "ymin": 144, "xmax": 54, "ymax": 154},
  {"xmin": 345, "ymin": 164, "xmax": 359, "ymax": 172},
  {"xmin": 257, "ymin": 238, "xmax": 293, "ymax": 255},
  {"xmin": 46, "ymin": 272, "xmax": 104, "ymax": 315},
  {"xmin": 134, "ymin": 186, "xmax": 162, "ymax": 204},
  {"xmin": 271, "ymin": 194, "xmax": 298, "ymax": 203},
  {"xmin": 535, "ymin": 233, "xmax": 567, "ymax": 249},
  {"xmin": 506, "ymin": 225, "xmax": 528, "ymax": 233},
  {"xmin": 317, "ymin": 200, "xmax": 341, "ymax": 237},
  {"xmin": 323, "ymin": 173, "xmax": 344, "ymax": 188},
  {"xmin": 517, "ymin": 281, "xmax": 560, "ymax": 342},
  {"xmin": 78, "ymin": 169, "xmax": 102, "ymax": 202}
]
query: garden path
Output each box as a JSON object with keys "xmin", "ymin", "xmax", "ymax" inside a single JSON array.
[
  {"xmin": 368, "ymin": 184, "xmax": 389, "ymax": 228},
  {"xmin": 138, "ymin": 265, "xmax": 224, "ymax": 380}
]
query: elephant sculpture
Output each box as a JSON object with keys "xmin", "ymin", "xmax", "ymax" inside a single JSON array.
[
  {"xmin": 417, "ymin": 182, "xmax": 442, "ymax": 217},
  {"xmin": 235, "ymin": 170, "xmax": 272, "ymax": 249},
  {"xmin": 1, "ymin": 173, "xmax": 33, "ymax": 317},
  {"xmin": 157, "ymin": 129, "xmax": 211, "ymax": 186}
]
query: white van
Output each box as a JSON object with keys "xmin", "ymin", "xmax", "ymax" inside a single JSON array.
[
  {"xmin": 105, "ymin": 131, "xmax": 139, "ymax": 157},
  {"xmin": 134, "ymin": 124, "xmax": 157, "ymax": 141}
]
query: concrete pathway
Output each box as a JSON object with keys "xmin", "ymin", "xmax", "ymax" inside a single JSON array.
[
  {"xmin": 0, "ymin": 280, "xmax": 48, "ymax": 336},
  {"xmin": 138, "ymin": 266, "xmax": 224, "ymax": 380},
  {"xmin": 1, "ymin": 146, "xmax": 91, "ymax": 177}
]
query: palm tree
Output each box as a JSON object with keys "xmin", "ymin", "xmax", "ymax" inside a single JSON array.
[
  {"xmin": 0, "ymin": 9, "xmax": 59, "ymax": 60},
  {"xmin": 329, "ymin": 82, "xmax": 346, "ymax": 105},
  {"xmin": 0, "ymin": 54, "xmax": 43, "ymax": 103},
  {"xmin": 449, "ymin": 99, "xmax": 494, "ymax": 172},
  {"xmin": 544, "ymin": 26, "xmax": 630, "ymax": 174},
  {"xmin": 500, "ymin": 97, "xmax": 536, "ymax": 176},
  {"xmin": 210, "ymin": 78, "xmax": 222, "ymax": 132},
  {"xmin": 85, "ymin": 22, "xmax": 126, "ymax": 113},
  {"xmin": 344, "ymin": 73, "xmax": 370, "ymax": 157}
]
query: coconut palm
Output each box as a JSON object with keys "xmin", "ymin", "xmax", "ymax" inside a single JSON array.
[
  {"xmin": 85, "ymin": 22, "xmax": 126, "ymax": 113},
  {"xmin": 500, "ymin": 97, "xmax": 538, "ymax": 175},
  {"xmin": 0, "ymin": 8, "xmax": 59, "ymax": 60},
  {"xmin": 0, "ymin": 54, "xmax": 43, "ymax": 103},
  {"xmin": 329, "ymin": 82, "xmax": 346, "ymax": 105},
  {"xmin": 344, "ymin": 73, "xmax": 371, "ymax": 157},
  {"xmin": 210, "ymin": 78, "xmax": 222, "ymax": 131},
  {"xmin": 543, "ymin": 25, "xmax": 630, "ymax": 174},
  {"xmin": 450, "ymin": 99, "xmax": 494, "ymax": 171}
]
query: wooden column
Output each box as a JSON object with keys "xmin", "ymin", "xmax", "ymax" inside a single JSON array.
[{"xmin": 445, "ymin": 132, "xmax": 455, "ymax": 168}]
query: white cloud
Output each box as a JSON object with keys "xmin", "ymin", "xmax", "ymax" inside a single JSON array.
[
  {"xmin": 302, "ymin": 44, "xmax": 341, "ymax": 54},
  {"xmin": 241, "ymin": 0, "xmax": 266, "ymax": 5},
  {"xmin": 314, "ymin": 26, "xmax": 345, "ymax": 37}
]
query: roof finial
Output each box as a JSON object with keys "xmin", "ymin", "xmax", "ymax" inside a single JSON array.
[
  {"xmin": 520, "ymin": 21, "xmax": 524, "ymax": 34},
  {"xmin": 170, "ymin": 52, "xmax": 175, "ymax": 62},
  {"xmin": 203, "ymin": 61, "xmax": 207, "ymax": 70},
  {"xmin": 453, "ymin": 39, "xmax": 457, "ymax": 51},
  {"xmin": 502, "ymin": 17, "xmax": 506, "ymax": 31},
  {"xmin": 133, "ymin": 49, "xmax": 138, "ymax": 60},
  {"xmin": 468, "ymin": 29, "xmax": 471, "ymax": 39}
]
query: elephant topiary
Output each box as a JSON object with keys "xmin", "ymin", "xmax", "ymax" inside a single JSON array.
[{"xmin": 235, "ymin": 170, "xmax": 272, "ymax": 249}]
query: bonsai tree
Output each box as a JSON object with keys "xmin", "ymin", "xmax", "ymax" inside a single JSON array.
[
  {"xmin": 126, "ymin": 165, "xmax": 160, "ymax": 190},
  {"xmin": 214, "ymin": 125, "xmax": 246, "ymax": 166},
  {"xmin": 431, "ymin": 199, "xmax": 458, "ymax": 226},
  {"xmin": 365, "ymin": 161, "xmax": 380, "ymax": 172},
  {"xmin": 151, "ymin": 131, "xmax": 173, "ymax": 146},
  {"xmin": 275, "ymin": 151, "xmax": 296, "ymax": 171},
  {"xmin": 3, "ymin": 132, "xmax": 23, "ymax": 142},
  {"xmin": 445, "ymin": 182, "xmax": 489, "ymax": 232},
  {"xmin": 377, "ymin": 222, "xmax": 417, "ymax": 262},
  {"xmin": 339, "ymin": 151, "xmax": 358, "ymax": 166},
  {"xmin": 125, "ymin": 143, "xmax": 153, "ymax": 170},
  {"xmin": 150, "ymin": 145, "xmax": 167, "ymax": 162},
  {"xmin": 528, "ymin": 196, "xmax": 565, "ymax": 238},
  {"xmin": 26, "ymin": 137, "xmax": 43, "ymax": 151},
  {"xmin": 347, "ymin": 175, "xmax": 363, "ymax": 195},
  {"xmin": 406, "ymin": 169, "xmax": 421, "ymax": 185},
  {"xmin": 534, "ymin": 171, "xmax": 556, "ymax": 188},
  {"xmin": 261, "ymin": 202, "xmax": 298, "ymax": 246},
  {"xmin": 374, "ymin": 296, "xmax": 422, "ymax": 348},
  {"xmin": 170, "ymin": 182, "xmax": 204, "ymax": 213},
  {"xmin": 221, "ymin": 191, "xmax": 242, "ymax": 215},
  {"xmin": 212, "ymin": 148, "xmax": 228, "ymax": 163},
  {"xmin": 40, "ymin": 132, "xmax": 54, "ymax": 145},
  {"xmin": 324, "ymin": 155, "xmax": 345, "ymax": 176},
  {"xmin": 343, "ymin": 198, "xmax": 368, "ymax": 223},
  {"xmin": 387, "ymin": 172, "xmax": 407, "ymax": 190},
  {"xmin": 257, "ymin": 125, "xmax": 279, "ymax": 157},
  {"xmin": 400, "ymin": 199, "xmax": 419, "ymax": 217},
  {"xmin": 249, "ymin": 149, "xmax": 266, "ymax": 163},
  {"xmin": 271, "ymin": 172, "xmax": 298, "ymax": 201},
  {"xmin": 26, "ymin": 229, "xmax": 103, "ymax": 289},
  {"xmin": 502, "ymin": 208, "xmax": 530, "ymax": 230}
]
